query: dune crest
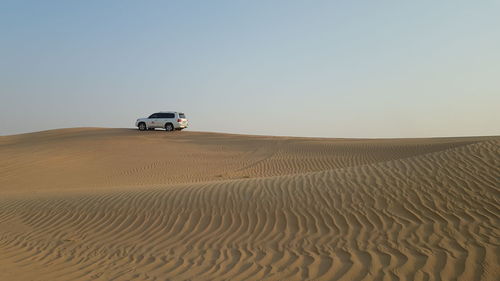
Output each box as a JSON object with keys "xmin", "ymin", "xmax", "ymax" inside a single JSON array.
[{"xmin": 0, "ymin": 128, "xmax": 498, "ymax": 281}]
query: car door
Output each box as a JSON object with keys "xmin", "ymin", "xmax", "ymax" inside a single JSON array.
[
  {"xmin": 166, "ymin": 113, "xmax": 175, "ymax": 127},
  {"xmin": 147, "ymin": 113, "xmax": 160, "ymax": 128},
  {"xmin": 155, "ymin": 113, "xmax": 166, "ymax": 128}
]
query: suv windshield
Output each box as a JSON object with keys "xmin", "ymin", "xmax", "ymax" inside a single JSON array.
[{"xmin": 179, "ymin": 113, "xmax": 186, "ymax": 118}]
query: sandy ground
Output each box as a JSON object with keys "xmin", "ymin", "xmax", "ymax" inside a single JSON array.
[{"xmin": 0, "ymin": 128, "xmax": 498, "ymax": 281}]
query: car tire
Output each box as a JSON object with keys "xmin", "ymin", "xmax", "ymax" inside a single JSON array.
[
  {"xmin": 138, "ymin": 122, "xmax": 147, "ymax": 131},
  {"xmin": 165, "ymin": 123, "xmax": 174, "ymax": 132}
]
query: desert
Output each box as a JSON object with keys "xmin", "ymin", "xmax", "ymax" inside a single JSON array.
[{"xmin": 0, "ymin": 128, "xmax": 498, "ymax": 280}]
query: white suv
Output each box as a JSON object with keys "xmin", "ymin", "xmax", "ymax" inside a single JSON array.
[{"xmin": 136, "ymin": 111, "xmax": 188, "ymax": 131}]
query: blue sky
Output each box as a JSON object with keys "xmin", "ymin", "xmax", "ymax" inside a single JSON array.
[{"xmin": 1, "ymin": 0, "xmax": 499, "ymax": 137}]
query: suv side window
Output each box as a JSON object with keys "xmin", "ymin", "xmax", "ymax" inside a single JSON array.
[
  {"xmin": 148, "ymin": 113, "xmax": 160, "ymax": 118},
  {"xmin": 159, "ymin": 113, "xmax": 175, "ymax": 118}
]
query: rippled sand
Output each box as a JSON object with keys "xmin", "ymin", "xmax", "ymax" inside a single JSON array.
[{"xmin": 0, "ymin": 128, "xmax": 498, "ymax": 281}]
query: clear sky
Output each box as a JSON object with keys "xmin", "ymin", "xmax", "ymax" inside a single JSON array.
[{"xmin": 1, "ymin": 0, "xmax": 499, "ymax": 137}]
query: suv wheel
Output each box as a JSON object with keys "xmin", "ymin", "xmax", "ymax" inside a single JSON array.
[
  {"xmin": 165, "ymin": 123, "xmax": 174, "ymax": 132},
  {"xmin": 138, "ymin": 122, "xmax": 146, "ymax": 131}
]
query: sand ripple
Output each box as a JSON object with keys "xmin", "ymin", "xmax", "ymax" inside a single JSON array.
[{"xmin": 0, "ymin": 129, "xmax": 498, "ymax": 280}]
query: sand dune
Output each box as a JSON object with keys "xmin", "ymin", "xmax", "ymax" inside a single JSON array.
[{"xmin": 0, "ymin": 128, "xmax": 498, "ymax": 281}]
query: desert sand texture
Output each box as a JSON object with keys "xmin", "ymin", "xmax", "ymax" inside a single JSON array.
[{"xmin": 0, "ymin": 128, "xmax": 498, "ymax": 281}]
